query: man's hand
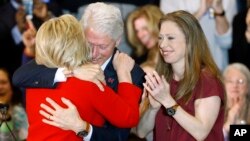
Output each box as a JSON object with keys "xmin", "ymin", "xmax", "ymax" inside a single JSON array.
[
  {"xmin": 112, "ymin": 51, "xmax": 134, "ymax": 73},
  {"xmin": 73, "ymin": 63, "xmax": 105, "ymax": 91},
  {"xmin": 112, "ymin": 51, "xmax": 134, "ymax": 83},
  {"xmin": 39, "ymin": 97, "xmax": 87, "ymax": 134}
]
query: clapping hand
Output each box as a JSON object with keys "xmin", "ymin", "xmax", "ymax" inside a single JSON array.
[{"xmin": 143, "ymin": 71, "xmax": 176, "ymax": 108}]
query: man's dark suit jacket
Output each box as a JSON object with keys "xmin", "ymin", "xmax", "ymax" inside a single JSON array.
[{"xmin": 13, "ymin": 52, "xmax": 145, "ymax": 141}]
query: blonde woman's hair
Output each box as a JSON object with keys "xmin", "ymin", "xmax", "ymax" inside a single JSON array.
[
  {"xmin": 80, "ymin": 2, "xmax": 124, "ymax": 41},
  {"xmin": 127, "ymin": 4, "xmax": 163, "ymax": 57},
  {"xmin": 35, "ymin": 14, "xmax": 91, "ymax": 70}
]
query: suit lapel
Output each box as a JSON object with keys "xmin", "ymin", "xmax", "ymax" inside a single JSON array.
[{"xmin": 104, "ymin": 49, "xmax": 118, "ymax": 92}]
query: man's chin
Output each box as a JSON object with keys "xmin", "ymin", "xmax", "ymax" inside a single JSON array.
[{"xmin": 92, "ymin": 60, "xmax": 103, "ymax": 65}]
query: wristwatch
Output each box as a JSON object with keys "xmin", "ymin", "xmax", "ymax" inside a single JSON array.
[
  {"xmin": 214, "ymin": 10, "xmax": 225, "ymax": 17},
  {"xmin": 208, "ymin": 8, "xmax": 225, "ymax": 18},
  {"xmin": 165, "ymin": 104, "xmax": 179, "ymax": 116},
  {"xmin": 77, "ymin": 122, "xmax": 90, "ymax": 138}
]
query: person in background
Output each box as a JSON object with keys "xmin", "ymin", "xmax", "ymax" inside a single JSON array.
[
  {"xmin": 159, "ymin": 0, "xmax": 238, "ymax": 71},
  {"xmin": 0, "ymin": 0, "xmax": 25, "ymax": 75},
  {"xmin": 126, "ymin": 4, "xmax": 163, "ymax": 74},
  {"xmin": 229, "ymin": 0, "xmax": 250, "ymax": 69},
  {"xmin": 126, "ymin": 5, "xmax": 164, "ymax": 141},
  {"xmin": 0, "ymin": 67, "xmax": 28, "ymax": 141},
  {"xmin": 22, "ymin": 17, "xmax": 36, "ymax": 63},
  {"xmin": 15, "ymin": 0, "xmax": 57, "ymax": 106},
  {"xmin": 136, "ymin": 10, "xmax": 225, "ymax": 141},
  {"xmin": 21, "ymin": 0, "xmax": 55, "ymax": 65},
  {"xmin": 13, "ymin": 2, "xmax": 145, "ymax": 141},
  {"xmin": 222, "ymin": 63, "xmax": 250, "ymax": 141},
  {"xmin": 0, "ymin": 0, "xmax": 62, "ymax": 75}
]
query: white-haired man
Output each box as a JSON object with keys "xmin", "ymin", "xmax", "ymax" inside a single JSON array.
[{"xmin": 13, "ymin": 2, "xmax": 145, "ymax": 141}]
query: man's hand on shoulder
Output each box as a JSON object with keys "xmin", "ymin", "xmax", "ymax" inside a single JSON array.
[{"xmin": 72, "ymin": 64, "xmax": 106, "ymax": 91}]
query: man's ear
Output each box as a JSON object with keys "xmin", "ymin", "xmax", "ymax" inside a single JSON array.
[{"xmin": 115, "ymin": 37, "xmax": 122, "ymax": 47}]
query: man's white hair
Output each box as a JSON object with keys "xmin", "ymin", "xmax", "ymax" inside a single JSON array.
[{"xmin": 80, "ymin": 2, "xmax": 124, "ymax": 41}]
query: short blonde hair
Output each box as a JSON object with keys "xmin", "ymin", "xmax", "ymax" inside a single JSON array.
[{"xmin": 35, "ymin": 14, "xmax": 91, "ymax": 70}]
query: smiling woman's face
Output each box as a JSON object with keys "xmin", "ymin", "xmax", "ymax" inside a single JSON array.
[{"xmin": 134, "ymin": 16, "xmax": 157, "ymax": 49}]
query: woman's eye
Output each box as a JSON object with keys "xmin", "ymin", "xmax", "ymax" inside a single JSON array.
[
  {"xmin": 158, "ymin": 36, "xmax": 163, "ymax": 40},
  {"xmin": 168, "ymin": 36, "xmax": 174, "ymax": 40}
]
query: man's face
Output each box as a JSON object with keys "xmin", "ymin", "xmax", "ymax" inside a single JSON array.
[{"xmin": 85, "ymin": 27, "xmax": 116, "ymax": 65}]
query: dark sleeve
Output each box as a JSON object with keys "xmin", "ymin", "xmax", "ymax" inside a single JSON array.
[
  {"xmin": 90, "ymin": 126, "xmax": 120, "ymax": 141},
  {"xmin": 131, "ymin": 63, "xmax": 146, "ymax": 90},
  {"xmin": 12, "ymin": 59, "xmax": 57, "ymax": 88}
]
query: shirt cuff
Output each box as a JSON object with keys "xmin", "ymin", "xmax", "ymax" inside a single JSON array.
[
  {"xmin": 54, "ymin": 68, "xmax": 67, "ymax": 84},
  {"xmin": 11, "ymin": 25, "xmax": 23, "ymax": 45},
  {"xmin": 83, "ymin": 125, "xmax": 93, "ymax": 141}
]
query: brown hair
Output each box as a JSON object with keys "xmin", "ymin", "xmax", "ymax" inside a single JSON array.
[{"xmin": 156, "ymin": 10, "xmax": 223, "ymax": 103}]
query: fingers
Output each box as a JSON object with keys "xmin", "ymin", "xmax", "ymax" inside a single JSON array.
[
  {"xmin": 93, "ymin": 80, "xmax": 105, "ymax": 91},
  {"xmin": 114, "ymin": 50, "xmax": 119, "ymax": 58},
  {"xmin": 94, "ymin": 69, "xmax": 106, "ymax": 90},
  {"xmin": 96, "ymin": 70, "xmax": 105, "ymax": 84},
  {"xmin": 145, "ymin": 75, "xmax": 154, "ymax": 90},
  {"xmin": 40, "ymin": 110, "xmax": 67, "ymax": 130},
  {"xmin": 74, "ymin": 64, "xmax": 104, "ymax": 81},
  {"xmin": 141, "ymin": 88, "xmax": 148, "ymax": 100},
  {"xmin": 112, "ymin": 50, "xmax": 119, "ymax": 65},
  {"xmin": 143, "ymin": 83, "xmax": 153, "ymax": 95},
  {"xmin": 113, "ymin": 51, "xmax": 134, "ymax": 72},
  {"xmin": 152, "ymin": 71, "xmax": 161, "ymax": 84},
  {"xmin": 145, "ymin": 71, "xmax": 164, "ymax": 90},
  {"xmin": 145, "ymin": 73, "xmax": 158, "ymax": 90},
  {"xmin": 42, "ymin": 118, "xmax": 61, "ymax": 128},
  {"xmin": 61, "ymin": 97, "xmax": 76, "ymax": 109},
  {"xmin": 39, "ymin": 109, "xmax": 52, "ymax": 120},
  {"xmin": 65, "ymin": 64, "xmax": 105, "ymax": 91},
  {"xmin": 63, "ymin": 69, "xmax": 74, "ymax": 77},
  {"xmin": 46, "ymin": 97, "xmax": 62, "ymax": 110}
]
